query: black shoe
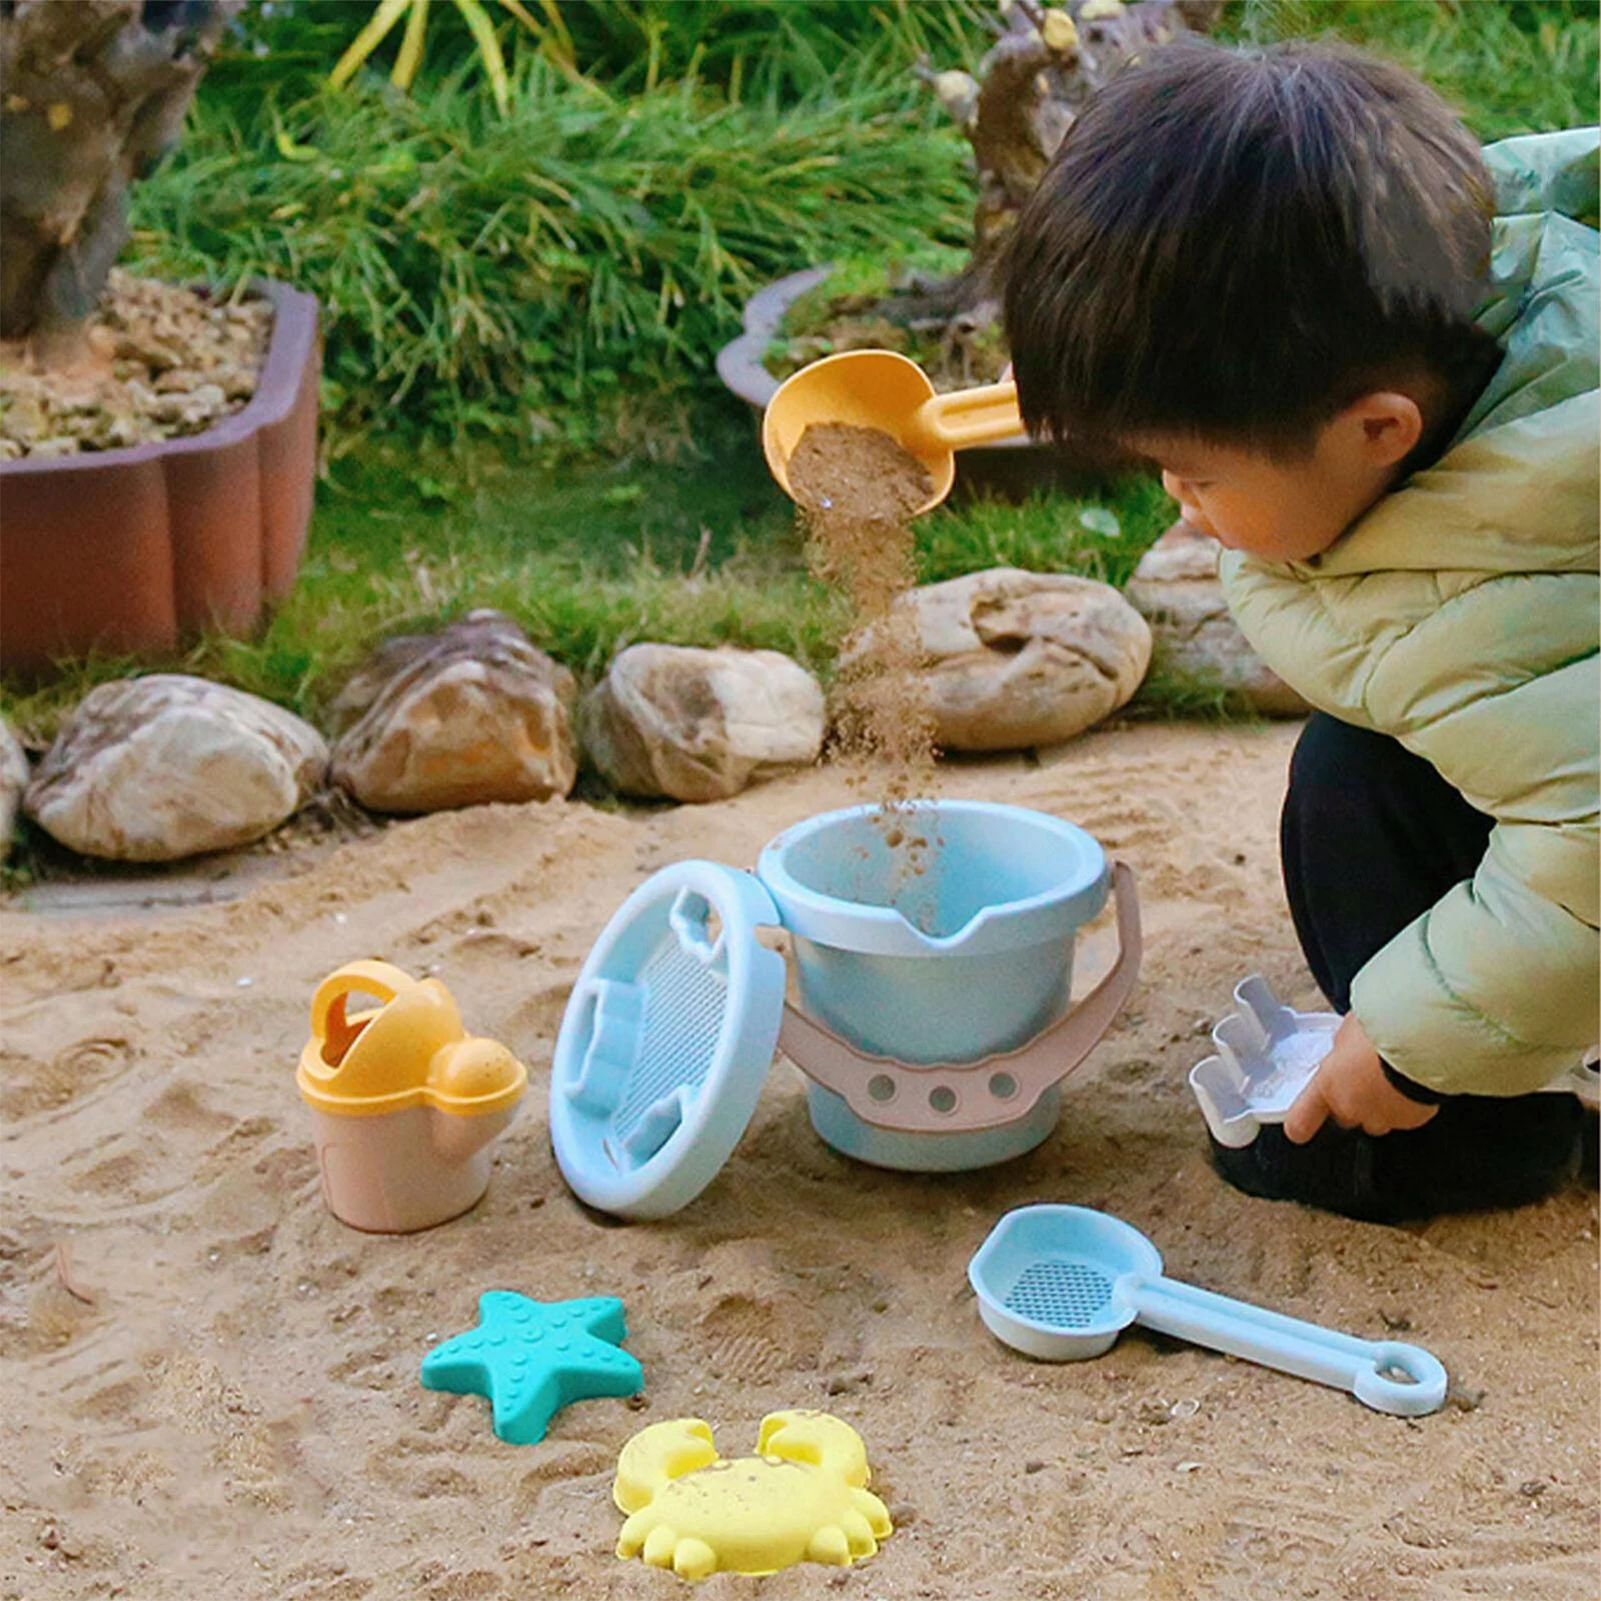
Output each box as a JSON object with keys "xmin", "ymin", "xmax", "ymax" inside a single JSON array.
[{"xmin": 1209, "ymin": 1093, "xmax": 1586, "ymax": 1224}]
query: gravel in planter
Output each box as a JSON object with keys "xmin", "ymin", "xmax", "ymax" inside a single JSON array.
[{"xmin": 0, "ymin": 270, "xmax": 270, "ymax": 460}]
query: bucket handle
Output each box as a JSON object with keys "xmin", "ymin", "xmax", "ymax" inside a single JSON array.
[{"xmin": 778, "ymin": 862, "xmax": 1141, "ymax": 1134}]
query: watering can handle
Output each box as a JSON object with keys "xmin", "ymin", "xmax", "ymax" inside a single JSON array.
[
  {"xmin": 309, "ymin": 959, "xmax": 417, "ymax": 1063},
  {"xmin": 778, "ymin": 862, "xmax": 1141, "ymax": 1134}
]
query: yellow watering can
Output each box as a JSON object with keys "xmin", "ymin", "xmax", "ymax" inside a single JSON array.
[
  {"xmin": 296, "ymin": 960, "xmax": 527, "ymax": 1233},
  {"xmin": 762, "ymin": 349, "xmax": 1024, "ymax": 516}
]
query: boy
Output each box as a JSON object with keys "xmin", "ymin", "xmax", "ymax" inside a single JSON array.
[{"xmin": 1002, "ymin": 41, "xmax": 1598, "ymax": 1221}]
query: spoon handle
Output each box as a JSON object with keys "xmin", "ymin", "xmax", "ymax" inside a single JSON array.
[
  {"xmin": 915, "ymin": 381, "xmax": 1025, "ymax": 449},
  {"xmin": 1127, "ymin": 1274, "xmax": 1447, "ymax": 1417}
]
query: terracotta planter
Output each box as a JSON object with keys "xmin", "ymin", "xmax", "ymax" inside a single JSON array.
[
  {"xmin": 716, "ymin": 266, "xmax": 1119, "ymax": 502},
  {"xmin": 0, "ymin": 278, "xmax": 320, "ymax": 678}
]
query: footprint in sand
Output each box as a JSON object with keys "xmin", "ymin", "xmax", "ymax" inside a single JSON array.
[
  {"xmin": 144, "ymin": 1079, "xmax": 237, "ymax": 1135},
  {"xmin": 71, "ymin": 1376, "xmax": 146, "ymax": 1424},
  {"xmin": 190, "ymin": 1114, "xmax": 297, "ymax": 1196},
  {"xmin": 511, "ymin": 1440, "xmax": 612, "ymax": 1512},
  {"xmin": 0, "ymin": 1037, "xmax": 131, "ymax": 1122},
  {"xmin": 697, "ymin": 1292, "xmax": 823, "ymax": 1382},
  {"xmin": 376, "ymin": 1460, "xmax": 474, "ymax": 1500},
  {"xmin": 76, "ymin": 1145, "xmax": 164, "ymax": 1199}
]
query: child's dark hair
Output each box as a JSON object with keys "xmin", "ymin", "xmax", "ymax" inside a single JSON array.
[{"xmin": 1003, "ymin": 40, "xmax": 1503, "ymax": 461}]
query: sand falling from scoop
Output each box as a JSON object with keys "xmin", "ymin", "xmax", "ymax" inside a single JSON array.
[{"xmin": 786, "ymin": 422, "xmax": 939, "ymax": 858}]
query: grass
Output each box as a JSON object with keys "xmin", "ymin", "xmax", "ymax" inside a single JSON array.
[
  {"xmin": 132, "ymin": 0, "xmax": 1598, "ymax": 456},
  {"xmin": 131, "ymin": 41, "xmax": 974, "ymax": 457},
  {"xmin": 1229, "ymin": 1, "xmax": 1599, "ymax": 140},
  {"xmin": 217, "ymin": 0, "xmax": 997, "ymax": 111}
]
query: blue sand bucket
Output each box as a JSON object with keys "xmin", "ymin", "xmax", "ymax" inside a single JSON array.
[
  {"xmin": 759, "ymin": 802, "xmax": 1139, "ymax": 1170},
  {"xmin": 551, "ymin": 801, "xmax": 1141, "ymax": 1217}
]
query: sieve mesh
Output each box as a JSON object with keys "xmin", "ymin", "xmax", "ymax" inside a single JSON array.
[
  {"xmin": 612, "ymin": 938, "xmax": 729, "ymax": 1145},
  {"xmin": 1004, "ymin": 1260, "xmax": 1114, "ymax": 1329}
]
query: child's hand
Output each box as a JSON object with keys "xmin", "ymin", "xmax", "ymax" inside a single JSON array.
[{"xmin": 1284, "ymin": 1013, "xmax": 1440, "ymax": 1142}]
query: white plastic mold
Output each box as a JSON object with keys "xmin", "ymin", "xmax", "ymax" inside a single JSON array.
[
  {"xmin": 1188, "ymin": 976, "xmax": 1338, "ymax": 1148},
  {"xmin": 1190, "ymin": 976, "xmax": 1600, "ymax": 1147}
]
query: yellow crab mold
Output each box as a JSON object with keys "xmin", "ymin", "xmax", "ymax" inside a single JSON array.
[
  {"xmin": 296, "ymin": 960, "xmax": 526, "ymax": 1233},
  {"xmin": 613, "ymin": 1410, "xmax": 893, "ymax": 1581}
]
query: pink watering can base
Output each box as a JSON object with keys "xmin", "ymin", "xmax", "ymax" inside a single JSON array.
[{"xmin": 308, "ymin": 1101, "xmax": 521, "ymax": 1234}]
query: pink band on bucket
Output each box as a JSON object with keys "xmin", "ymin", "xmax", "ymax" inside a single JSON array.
[{"xmin": 778, "ymin": 862, "xmax": 1141, "ymax": 1134}]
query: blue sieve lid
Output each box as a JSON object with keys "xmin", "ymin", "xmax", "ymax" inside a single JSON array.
[{"xmin": 549, "ymin": 861, "xmax": 786, "ymax": 1221}]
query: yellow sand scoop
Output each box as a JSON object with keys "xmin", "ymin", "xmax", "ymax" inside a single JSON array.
[{"xmin": 761, "ymin": 349, "xmax": 1024, "ymax": 516}]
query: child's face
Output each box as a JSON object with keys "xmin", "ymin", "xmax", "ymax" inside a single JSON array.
[{"xmin": 1134, "ymin": 392, "xmax": 1426, "ymax": 563}]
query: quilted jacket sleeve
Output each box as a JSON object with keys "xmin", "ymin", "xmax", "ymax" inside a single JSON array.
[
  {"xmin": 1349, "ymin": 609, "xmax": 1599, "ymax": 1097},
  {"xmin": 1223, "ymin": 554, "xmax": 1600, "ymax": 1097}
]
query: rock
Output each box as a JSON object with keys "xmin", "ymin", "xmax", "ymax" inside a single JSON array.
[
  {"xmin": 1125, "ymin": 522, "xmax": 1310, "ymax": 716},
  {"xmin": 0, "ymin": 719, "xmax": 28, "ymax": 862},
  {"xmin": 855, "ymin": 567, "xmax": 1150, "ymax": 752},
  {"xmin": 25, "ymin": 675, "xmax": 327, "ymax": 862},
  {"xmin": 825, "ymin": 1368, "xmax": 872, "ymax": 1396},
  {"xmin": 330, "ymin": 611, "xmax": 578, "ymax": 813},
  {"xmin": 581, "ymin": 645, "xmax": 825, "ymax": 803}
]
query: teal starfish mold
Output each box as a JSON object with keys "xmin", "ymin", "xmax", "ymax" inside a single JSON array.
[{"xmin": 420, "ymin": 1291, "xmax": 644, "ymax": 1444}]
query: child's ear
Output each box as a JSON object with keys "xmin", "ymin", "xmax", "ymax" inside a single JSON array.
[{"xmin": 1342, "ymin": 391, "xmax": 1426, "ymax": 467}]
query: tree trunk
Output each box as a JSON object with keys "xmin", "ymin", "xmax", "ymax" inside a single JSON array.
[
  {"xmin": 0, "ymin": 0, "xmax": 239, "ymax": 352},
  {"xmin": 907, "ymin": 0, "xmax": 1218, "ymax": 324}
]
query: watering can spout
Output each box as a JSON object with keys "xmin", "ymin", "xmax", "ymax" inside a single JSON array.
[
  {"xmin": 427, "ymin": 1038, "xmax": 527, "ymax": 1162},
  {"xmin": 762, "ymin": 349, "xmax": 1025, "ymax": 516}
]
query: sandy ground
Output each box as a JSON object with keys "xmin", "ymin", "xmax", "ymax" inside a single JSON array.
[{"xmin": 2, "ymin": 723, "xmax": 1595, "ymax": 1601}]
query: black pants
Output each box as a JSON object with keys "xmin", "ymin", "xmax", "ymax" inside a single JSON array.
[{"xmin": 1210, "ymin": 713, "xmax": 1586, "ymax": 1223}]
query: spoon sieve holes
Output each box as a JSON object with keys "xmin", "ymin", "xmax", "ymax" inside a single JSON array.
[
  {"xmin": 929, "ymin": 1086, "xmax": 957, "ymax": 1115},
  {"xmin": 988, "ymin": 1072, "xmax": 1018, "ymax": 1101},
  {"xmin": 867, "ymin": 1073, "xmax": 896, "ymax": 1103}
]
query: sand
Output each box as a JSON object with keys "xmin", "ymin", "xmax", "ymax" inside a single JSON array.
[
  {"xmin": 2, "ymin": 722, "xmax": 1595, "ymax": 1600},
  {"xmin": 788, "ymin": 422, "xmax": 936, "ymax": 820}
]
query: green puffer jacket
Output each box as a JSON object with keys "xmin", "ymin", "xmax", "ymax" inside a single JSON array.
[{"xmin": 1220, "ymin": 126, "xmax": 1600, "ymax": 1098}]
